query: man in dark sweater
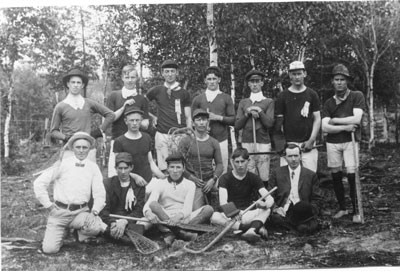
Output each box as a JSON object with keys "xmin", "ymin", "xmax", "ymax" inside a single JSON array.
[{"xmin": 192, "ymin": 66, "xmax": 235, "ymax": 173}]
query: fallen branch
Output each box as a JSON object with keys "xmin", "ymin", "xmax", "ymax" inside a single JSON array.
[{"xmin": 1, "ymin": 237, "xmax": 38, "ymax": 243}]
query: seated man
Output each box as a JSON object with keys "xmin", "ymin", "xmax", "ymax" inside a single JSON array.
[
  {"xmin": 211, "ymin": 148, "xmax": 274, "ymax": 242},
  {"xmin": 143, "ymin": 153, "xmax": 214, "ymax": 246},
  {"xmin": 33, "ymin": 132, "xmax": 107, "ymax": 254},
  {"xmin": 179, "ymin": 108, "xmax": 223, "ymax": 210},
  {"xmin": 100, "ymin": 152, "xmax": 146, "ymax": 243},
  {"xmin": 268, "ymin": 144, "xmax": 323, "ymax": 235}
]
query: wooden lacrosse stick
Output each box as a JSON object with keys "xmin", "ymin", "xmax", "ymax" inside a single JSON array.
[
  {"xmin": 184, "ymin": 186, "xmax": 277, "ymax": 254},
  {"xmin": 351, "ymin": 132, "xmax": 365, "ymax": 224}
]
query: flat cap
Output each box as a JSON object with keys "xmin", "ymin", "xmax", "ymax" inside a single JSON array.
[
  {"xmin": 124, "ymin": 106, "xmax": 144, "ymax": 117},
  {"xmin": 161, "ymin": 59, "xmax": 178, "ymax": 69},
  {"xmin": 115, "ymin": 152, "xmax": 133, "ymax": 166},
  {"xmin": 192, "ymin": 108, "xmax": 209, "ymax": 119},
  {"xmin": 289, "ymin": 61, "xmax": 305, "ymax": 71},
  {"xmin": 245, "ymin": 70, "xmax": 265, "ymax": 81}
]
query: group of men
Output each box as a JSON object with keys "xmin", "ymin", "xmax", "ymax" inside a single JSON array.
[{"xmin": 34, "ymin": 59, "xmax": 366, "ymax": 254}]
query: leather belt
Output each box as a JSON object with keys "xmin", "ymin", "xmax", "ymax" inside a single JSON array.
[{"xmin": 55, "ymin": 201, "xmax": 87, "ymax": 211}]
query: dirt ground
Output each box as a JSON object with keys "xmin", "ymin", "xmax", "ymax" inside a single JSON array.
[{"xmin": 1, "ymin": 144, "xmax": 400, "ymax": 270}]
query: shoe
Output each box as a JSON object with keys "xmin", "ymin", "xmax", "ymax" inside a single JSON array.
[
  {"xmin": 333, "ymin": 210, "xmax": 349, "ymax": 219},
  {"xmin": 163, "ymin": 232, "xmax": 176, "ymax": 247},
  {"xmin": 241, "ymin": 228, "xmax": 261, "ymax": 243},
  {"xmin": 258, "ymin": 227, "xmax": 268, "ymax": 239},
  {"xmin": 178, "ymin": 230, "xmax": 198, "ymax": 242}
]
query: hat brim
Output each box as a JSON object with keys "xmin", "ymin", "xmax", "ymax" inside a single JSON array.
[
  {"xmin": 67, "ymin": 133, "xmax": 95, "ymax": 150},
  {"xmin": 193, "ymin": 113, "xmax": 209, "ymax": 119},
  {"xmin": 332, "ymin": 73, "xmax": 352, "ymax": 79},
  {"xmin": 63, "ymin": 74, "xmax": 89, "ymax": 89}
]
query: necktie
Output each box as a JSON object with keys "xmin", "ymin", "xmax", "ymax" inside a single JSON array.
[
  {"xmin": 291, "ymin": 171, "xmax": 295, "ymax": 179},
  {"xmin": 75, "ymin": 163, "xmax": 85, "ymax": 167}
]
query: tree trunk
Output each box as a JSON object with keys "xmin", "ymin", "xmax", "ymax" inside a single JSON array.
[
  {"xmin": 368, "ymin": 62, "xmax": 376, "ymax": 150},
  {"xmin": 230, "ymin": 57, "xmax": 237, "ymax": 150},
  {"xmin": 4, "ymin": 81, "xmax": 14, "ymax": 158},
  {"xmin": 207, "ymin": 3, "xmax": 218, "ymax": 66}
]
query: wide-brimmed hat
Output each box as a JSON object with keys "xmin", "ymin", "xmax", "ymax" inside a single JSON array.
[
  {"xmin": 161, "ymin": 59, "xmax": 178, "ymax": 69},
  {"xmin": 63, "ymin": 69, "xmax": 89, "ymax": 89},
  {"xmin": 245, "ymin": 70, "xmax": 264, "ymax": 81},
  {"xmin": 331, "ymin": 64, "xmax": 351, "ymax": 78},
  {"xmin": 289, "ymin": 201, "xmax": 315, "ymax": 225},
  {"xmin": 288, "ymin": 61, "xmax": 305, "ymax": 71},
  {"xmin": 192, "ymin": 108, "xmax": 209, "ymax": 119},
  {"xmin": 67, "ymin": 132, "xmax": 95, "ymax": 150}
]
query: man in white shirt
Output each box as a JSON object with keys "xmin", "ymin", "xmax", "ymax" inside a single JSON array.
[
  {"xmin": 268, "ymin": 144, "xmax": 322, "ymax": 234},
  {"xmin": 34, "ymin": 132, "xmax": 107, "ymax": 253}
]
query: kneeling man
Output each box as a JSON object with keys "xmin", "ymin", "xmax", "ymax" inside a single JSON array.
[
  {"xmin": 143, "ymin": 153, "xmax": 214, "ymax": 246},
  {"xmin": 211, "ymin": 148, "xmax": 274, "ymax": 242}
]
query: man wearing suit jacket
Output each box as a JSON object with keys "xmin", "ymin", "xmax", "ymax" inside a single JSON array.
[{"xmin": 268, "ymin": 144, "xmax": 323, "ymax": 234}]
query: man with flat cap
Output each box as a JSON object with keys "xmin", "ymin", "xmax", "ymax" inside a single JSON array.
[
  {"xmin": 275, "ymin": 61, "xmax": 321, "ymax": 172},
  {"xmin": 34, "ymin": 132, "xmax": 107, "ymax": 253},
  {"xmin": 321, "ymin": 64, "xmax": 366, "ymax": 219},
  {"xmin": 146, "ymin": 59, "xmax": 192, "ymax": 172},
  {"xmin": 192, "ymin": 66, "xmax": 235, "ymax": 173},
  {"xmin": 143, "ymin": 152, "xmax": 214, "ymax": 246},
  {"xmin": 50, "ymin": 68, "xmax": 115, "ymax": 161},
  {"xmin": 100, "ymin": 152, "xmax": 147, "ymax": 243},
  {"xmin": 235, "ymin": 70, "xmax": 274, "ymax": 186}
]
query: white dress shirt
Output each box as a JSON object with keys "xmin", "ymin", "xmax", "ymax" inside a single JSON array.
[
  {"xmin": 121, "ymin": 86, "xmax": 137, "ymax": 98},
  {"xmin": 284, "ymin": 166, "xmax": 301, "ymax": 212}
]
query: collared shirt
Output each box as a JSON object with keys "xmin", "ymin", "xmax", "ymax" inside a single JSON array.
[
  {"xmin": 121, "ymin": 86, "xmax": 137, "ymax": 99},
  {"xmin": 284, "ymin": 166, "xmax": 301, "ymax": 212},
  {"xmin": 205, "ymin": 89, "xmax": 222, "ymax": 103},
  {"xmin": 63, "ymin": 94, "xmax": 85, "ymax": 110},
  {"xmin": 34, "ymin": 156, "xmax": 106, "ymax": 213},
  {"xmin": 249, "ymin": 92, "xmax": 266, "ymax": 104}
]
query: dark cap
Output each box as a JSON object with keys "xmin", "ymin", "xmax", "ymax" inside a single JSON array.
[
  {"xmin": 161, "ymin": 59, "xmax": 178, "ymax": 69},
  {"xmin": 165, "ymin": 152, "xmax": 185, "ymax": 165},
  {"xmin": 192, "ymin": 108, "xmax": 209, "ymax": 119},
  {"xmin": 245, "ymin": 70, "xmax": 265, "ymax": 81},
  {"xmin": 205, "ymin": 66, "xmax": 222, "ymax": 78},
  {"xmin": 289, "ymin": 201, "xmax": 315, "ymax": 225},
  {"xmin": 63, "ymin": 69, "xmax": 89, "ymax": 89},
  {"xmin": 115, "ymin": 152, "xmax": 133, "ymax": 166},
  {"xmin": 332, "ymin": 64, "xmax": 351, "ymax": 78},
  {"xmin": 124, "ymin": 106, "xmax": 144, "ymax": 117}
]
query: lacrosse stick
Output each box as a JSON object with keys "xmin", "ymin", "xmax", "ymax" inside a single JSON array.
[
  {"xmin": 248, "ymin": 145, "xmax": 323, "ymax": 156},
  {"xmin": 125, "ymin": 228, "xmax": 161, "ymax": 255},
  {"xmin": 252, "ymin": 117, "xmax": 257, "ymax": 152},
  {"xmin": 184, "ymin": 186, "xmax": 277, "ymax": 254},
  {"xmin": 110, "ymin": 214, "xmax": 216, "ymax": 233},
  {"xmin": 351, "ymin": 132, "xmax": 365, "ymax": 224}
]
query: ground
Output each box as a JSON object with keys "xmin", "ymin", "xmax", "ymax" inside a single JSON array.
[{"xmin": 1, "ymin": 143, "xmax": 400, "ymax": 270}]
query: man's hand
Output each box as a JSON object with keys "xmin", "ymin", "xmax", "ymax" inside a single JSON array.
[
  {"xmin": 125, "ymin": 187, "xmax": 136, "ymax": 211},
  {"xmin": 168, "ymin": 213, "xmax": 183, "ymax": 226},
  {"xmin": 202, "ymin": 178, "xmax": 215, "ymax": 193},
  {"xmin": 301, "ymin": 139, "xmax": 314, "ymax": 153},
  {"xmin": 124, "ymin": 98, "xmax": 135, "ymax": 108},
  {"xmin": 145, "ymin": 210, "xmax": 160, "ymax": 224},
  {"xmin": 152, "ymin": 117, "xmax": 158, "ymax": 128},
  {"xmin": 344, "ymin": 124, "xmax": 357, "ymax": 132},
  {"xmin": 209, "ymin": 112, "xmax": 223, "ymax": 121},
  {"xmin": 110, "ymin": 219, "xmax": 128, "ymax": 239},
  {"xmin": 190, "ymin": 175, "xmax": 205, "ymax": 188},
  {"xmin": 273, "ymin": 207, "xmax": 286, "ymax": 217},
  {"xmin": 255, "ymin": 200, "xmax": 269, "ymax": 209},
  {"xmin": 132, "ymin": 173, "xmax": 147, "ymax": 187}
]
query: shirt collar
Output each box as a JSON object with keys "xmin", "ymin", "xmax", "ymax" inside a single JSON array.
[
  {"xmin": 205, "ymin": 88, "xmax": 222, "ymax": 103},
  {"xmin": 63, "ymin": 94, "xmax": 85, "ymax": 110},
  {"xmin": 121, "ymin": 86, "xmax": 137, "ymax": 99},
  {"xmin": 333, "ymin": 89, "xmax": 350, "ymax": 105},
  {"xmin": 249, "ymin": 92, "xmax": 266, "ymax": 103}
]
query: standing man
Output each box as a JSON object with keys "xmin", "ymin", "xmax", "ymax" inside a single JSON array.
[
  {"xmin": 268, "ymin": 144, "xmax": 322, "ymax": 234},
  {"xmin": 275, "ymin": 61, "xmax": 321, "ymax": 172},
  {"xmin": 101, "ymin": 152, "xmax": 146, "ymax": 243},
  {"xmin": 192, "ymin": 66, "xmax": 235, "ymax": 173},
  {"xmin": 106, "ymin": 65, "xmax": 150, "ymax": 178},
  {"xmin": 34, "ymin": 132, "xmax": 107, "ymax": 254},
  {"xmin": 50, "ymin": 68, "xmax": 115, "ymax": 161},
  {"xmin": 113, "ymin": 107, "xmax": 165, "ymax": 185},
  {"xmin": 321, "ymin": 64, "xmax": 366, "ymax": 219},
  {"xmin": 143, "ymin": 153, "xmax": 214, "ymax": 246},
  {"xmin": 146, "ymin": 59, "xmax": 192, "ymax": 172},
  {"xmin": 211, "ymin": 148, "xmax": 274, "ymax": 242},
  {"xmin": 179, "ymin": 109, "xmax": 223, "ymax": 210},
  {"xmin": 235, "ymin": 70, "xmax": 274, "ymax": 186}
]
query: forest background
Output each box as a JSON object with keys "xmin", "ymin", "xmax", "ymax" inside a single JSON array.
[{"xmin": 1, "ymin": 1, "xmax": 400, "ymax": 175}]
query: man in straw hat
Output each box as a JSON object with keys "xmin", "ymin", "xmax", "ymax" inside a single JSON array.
[
  {"xmin": 321, "ymin": 64, "xmax": 366, "ymax": 219},
  {"xmin": 268, "ymin": 144, "xmax": 322, "ymax": 234},
  {"xmin": 50, "ymin": 68, "xmax": 114, "ymax": 161},
  {"xmin": 235, "ymin": 70, "xmax": 274, "ymax": 186},
  {"xmin": 34, "ymin": 132, "xmax": 107, "ymax": 253}
]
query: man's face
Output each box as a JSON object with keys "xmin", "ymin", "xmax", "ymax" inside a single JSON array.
[
  {"xmin": 289, "ymin": 70, "xmax": 306, "ymax": 87},
  {"xmin": 231, "ymin": 156, "xmax": 249, "ymax": 176},
  {"xmin": 284, "ymin": 147, "xmax": 301, "ymax": 170},
  {"xmin": 116, "ymin": 161, "xmax": 132, "ymax": 182},
  {"xmin": 248, "ymin": 77, "xmax": 264, "ymax": 93},
  {"xmin": 332, "ymin": 74, "xmax": 348, "ymax": 96},
  {"xmin": 162, "ymin": 68, "xmax": 178, "ymax": 84},
  {"xmin": 205, "ymin": 73, "xmax": 221, "ymax": 91},
  {"xmin": 193, "ymin": 116, "xmax": 209, "ymax": 133},
  {"xmin": 72, "ymin": 139, "xmax": 91, "ymax": 161},
  {"xmin": 167, "ymin": 161, "xmax": 184, "ymax": 181},
  {"xmin": 122, "ymin": 70, "xmax": 138, "ymax": 90},
  {"xmin": 67, "ymin": 76, "xmax": 84, "ymax": 95},
  {"xmin": 125, "ymin": 113, "xmax": 142, "ymax": 132}
]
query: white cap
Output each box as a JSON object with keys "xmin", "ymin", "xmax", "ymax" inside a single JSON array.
[{"xmin": 289, "ymin": 61, "xmax": 305, "ymax": 71}]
